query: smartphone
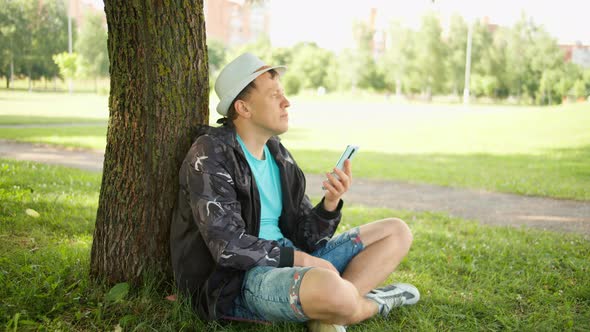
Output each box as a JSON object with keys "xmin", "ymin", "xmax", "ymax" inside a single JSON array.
[
  {"xmin": 334, "ymin": 145, "xmax": 360, "ymax": 173},
  {"xmin": 323, "ymin": 145, "xmax": 359, "ymax": 189}
]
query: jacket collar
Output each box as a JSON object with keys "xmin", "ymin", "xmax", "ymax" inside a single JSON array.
[{"xmin": 195, "ymin": 124, "xmax": 285, "ymax": 161}]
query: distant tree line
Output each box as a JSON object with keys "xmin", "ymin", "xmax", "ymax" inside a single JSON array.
[
  {"xmin": 209, "ymin": 13, "xmax": 590, "ymax": 105},
  {"xmin": 3, "ymin": 3, "xmax": 588, "ymax": 104},
  {"xmin": 0, "ymin": 0, "xmax": 108, "ymax": 91}
]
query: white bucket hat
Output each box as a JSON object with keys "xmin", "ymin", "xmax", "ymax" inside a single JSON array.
[{"xmin": 214, "ymin": 52, "xmax": 287, "ymax": 116}]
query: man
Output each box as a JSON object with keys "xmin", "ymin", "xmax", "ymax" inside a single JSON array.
[{"xmin": 170, "ymin": 52, "xmax": 419, "ymax": 331}]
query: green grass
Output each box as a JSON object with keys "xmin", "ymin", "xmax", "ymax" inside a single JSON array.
[
  {"xmin": 0, "ymin": 126, "xmax": 107, "ymax": 150},
  {"xmin": 1, "ymin": 159, "xmax": 589, "ymax": 331},
  {"xmin": 291, "ymin": 146, "xmax": 590, "ymax": 200},
  {"xmin": 0, "ymin": 115, "xmax": 106, "ymax": 125},
  {"xmin": 1, "ymin": 91, "xmax": 589, "ymax": 200},
  {"xmin": 282, "ymin": 102, "xmax": 590, "ymax": 155},
  {"xmin": 285, "ymin": 101, "xmax": 590, "ymax": 200},
  {"xmin": 0, "ymin": 90, "xmax": 108, "ymax": 119}
]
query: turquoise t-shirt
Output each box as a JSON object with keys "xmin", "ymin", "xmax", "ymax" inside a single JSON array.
[{"xmin": 236, "ymin": 135, "xmax": 284, "ymax": 241}]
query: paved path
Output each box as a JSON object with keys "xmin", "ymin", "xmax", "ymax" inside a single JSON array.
[{"xmin": 2, "ymin": 139, "xmax": 589, "ymax": 238}]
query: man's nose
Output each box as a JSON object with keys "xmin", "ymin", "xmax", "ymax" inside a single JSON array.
[{"xmin": 282, "ymin": 96, "xmax": 291, "ymax": 108}]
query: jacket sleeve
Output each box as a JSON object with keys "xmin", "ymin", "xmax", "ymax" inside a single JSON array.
[
  {"xmin": 184, "ymin": 135, "xmax": 294, "ymax": 270},
  {"xmin": 291, "ymin": 194, "xmax": 343, "ymax": 252},
  {"xmin": 277, "ymin": 145, "xmax": 343, "ymax": 252}
]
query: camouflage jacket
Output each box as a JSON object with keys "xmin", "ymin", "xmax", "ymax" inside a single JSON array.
[{"xmin": 170, "ymin": 125, "xmax": 343, "ymax": 320}]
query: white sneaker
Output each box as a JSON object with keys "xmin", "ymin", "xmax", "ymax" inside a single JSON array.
[
  {"xmin": 307, "ymin": 320, "xmax": 347, "ymax": 332},
  {"xmin": 365, "ymin": 283, "xmax": 420, "ymax": 317}
]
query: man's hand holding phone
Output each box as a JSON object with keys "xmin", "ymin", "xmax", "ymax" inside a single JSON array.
[{"xmin": 322, "ymin": 145, "xmax": 358, "ymax": 212}]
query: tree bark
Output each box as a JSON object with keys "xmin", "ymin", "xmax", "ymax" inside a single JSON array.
[{"xmin": 91, "ymin": 0, "xmax": 209, "ymax": 284}]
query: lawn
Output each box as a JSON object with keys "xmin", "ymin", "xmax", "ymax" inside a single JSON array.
[
  {"xmin": 1, "ymin": 159, "xmax": 589, "ymax": 331},
  {"xmin": 0, "ymin": 126, "xmax": 107, "ymax": 151},
  {"xmin": 1, "ymin": 90, "xmax": 589, "ymax": 200},
  {"xmin": 0, "ymin": 116, "xmax": 106, "ymax": 125},
  {"xmin": 0, "ymin": 90, "xmax": 108, "ymax": 119}
]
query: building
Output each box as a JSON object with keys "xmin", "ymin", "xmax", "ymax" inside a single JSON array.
[
  {"xmin": 204, "ymin": 0, "xmax": 271, "ymax": 47},
  {"xmin": 560, "ymin": 43, "xmax": 590, "ymax": 69},
  {"xmin": 66, "ymin": 0, "xmax": 105, "ymax": 29}
]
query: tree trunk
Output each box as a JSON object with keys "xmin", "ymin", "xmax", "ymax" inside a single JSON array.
[{"xmin": 91, "ymin": 0, "xmax": 209, "ymax": 284}]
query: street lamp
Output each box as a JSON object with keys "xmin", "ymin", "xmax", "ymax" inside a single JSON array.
[
  {"xmin": 68, "ymin": 0, "xmax": 73, "ymax": 94},
  {"xmin": 463, "ymin": 20, "xmax": 473, "ymax": 105}
]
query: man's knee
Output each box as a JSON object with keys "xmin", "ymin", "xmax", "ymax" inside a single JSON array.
[
  {"xmin": 300, "ymin": 268, "xmax": 359, "ymax": 319},
  {"xmin": 383, "ymin": 217, "xmax": 413, "ymax": 250},
  {"xmin": 326, "ymin": 277, "xmax": 359, "ymax": 317}
]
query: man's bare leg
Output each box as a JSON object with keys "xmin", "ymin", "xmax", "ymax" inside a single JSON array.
[
  {"xmin": 299, "ymin": 267, "xmax": 378, "ymax": 325},
  {"xmin": 299, "ymin": 218, "xmax": 413, "ymax": 326},
  {"xmin": 342, "ymin": 218, "xmax": 413, "ymax": 295}
]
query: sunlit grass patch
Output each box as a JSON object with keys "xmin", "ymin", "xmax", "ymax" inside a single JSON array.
[
  {"xmin": 0, "ymin": 115, "xmax": 107, "ymax": 125},
  {"xmin": 0, "ymin": 126, "xmax": 107, "ymax": 150},
  {"xmin": 0, "ymin": 90, "xmax": 108, "ymax": 119}
]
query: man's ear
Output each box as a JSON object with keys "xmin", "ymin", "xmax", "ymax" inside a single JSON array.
[{"xmin": 234, "ymin": 100, "xmax": 251, "ymax": 118}]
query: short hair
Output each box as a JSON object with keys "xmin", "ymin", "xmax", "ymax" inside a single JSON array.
[{"xmin": 225, "ymin": 69, "xmax": 279, "ymax": 123}]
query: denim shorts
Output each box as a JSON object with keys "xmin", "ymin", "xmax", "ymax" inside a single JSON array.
[{"xmin": 227, "ymin": 227, "xmax": 364, "ymax": 323}]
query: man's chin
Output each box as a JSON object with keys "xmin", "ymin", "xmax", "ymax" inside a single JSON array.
[{"xmin": 275, "ymin": 125, "xmax": 289, "ymax": 136}]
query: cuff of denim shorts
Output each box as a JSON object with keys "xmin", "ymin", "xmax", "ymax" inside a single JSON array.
[{"xmin": 278, "ymin": 246, "xmax": 294, "ymax": 267}]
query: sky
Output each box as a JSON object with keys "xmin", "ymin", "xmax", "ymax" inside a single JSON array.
[
  {"xmin": 86, "ymin": 0, "xmax": 589, "ymax": 52},
  {"xmin": 269, "ymin": 0, "xmax": 590, "ymax": 52}
]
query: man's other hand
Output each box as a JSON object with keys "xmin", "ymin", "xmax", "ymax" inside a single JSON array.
[{"xmin": 294, "ymin": 251, "xmax": 338, "ymax": 274}]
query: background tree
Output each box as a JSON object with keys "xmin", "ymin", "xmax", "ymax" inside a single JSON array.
[
  {"xmin": 414, "ymin": 13, "xmax": 446, "ymax": 99},
  {"xmin": 52, "ymin": 51, "xmax": 78, "ymax": 91},
  {"xmin": 572, "ymin": 78, "xmax": 586, "ymax": 100},
  {"xmin": 0, "ymin": 0, "xmax": 22, "ymax": 88},
  {"xmin": 90, "ymin": 0, "xmax": 208, "ymax": 284},
  {"xmin": 269, "ymin": 47, "xmax": 300, "ymax": 94},
  {"xmin": 227, "ymin": 34, "xmax": 273, "ymax": 64},
  {"xmin": 445, "ymin": 14, "xmax": 468, "ymax": 96},
  {"xmin": 504, "ymin": 15, "xmax": 539, "ymax": 103},
  {"xmin": 75, "ymin": 11, "xmax": 108, "ymax": 92},
  {"xmin": 583, "ymin": 69, "xmax": 590, "ymax": 98},
  {"xmin": 469, "ymin": 20, "xmax": 502, "ymax": 98},
  {"xmin": 288, "ymin": 42, "xmax": 334, "ymax": 90},
  {"xmin": 206, "ymin": 38, "xmax": 226, "ymax": 90},
  {"xmin": 0, "ymin": 0, "xmax": 31, "ymax": 88},
  {"xmin": 379, "ymin": 21, "xmax": 413, "ymax": 96},
  {"xmin": 488, "ymin": 27, "xmax": 510, "ymax": 98},
  {"xmin": 323, "ymin": 54, "xmax": 341, "ymax": 93},
  {"xmin": 556, "ymin": 62, "xmax": 586, "ymax": 102},
  {"xmin": 24, "ymin": 0, "xmax": 69, "ymax": 89},
  {"xmin": 207, "ymin": 38, "xmax": 226, "ymax": 74},
  {"xmin": 269, "ymin": 46, "xmax": 294, "ymax": 66},
  {"xmin": 528, "ymin": 27, "xmax": 564, "ymax": 104},
  {"xmin": 337, "ymin": 20, "xmax": 381, "ymax": 92}
]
